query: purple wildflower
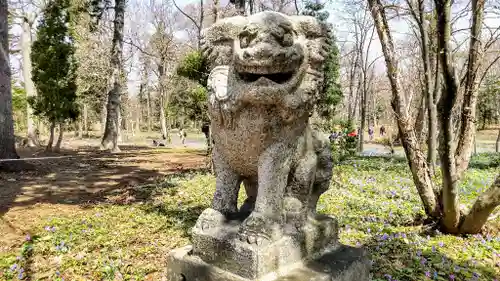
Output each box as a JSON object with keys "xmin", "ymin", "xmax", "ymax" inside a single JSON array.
[{"xmin": 9, "ymin": 263, "xmax": 17, "ymax": 272}]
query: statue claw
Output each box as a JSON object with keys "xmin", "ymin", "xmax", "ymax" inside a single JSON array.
[
  {"xmin": 238, "ymin": 212, "xmax": 279, "ymax": 246},
  {"xmin": 195, "ymin": 208, "xmax": 226, "ymax": 232}
]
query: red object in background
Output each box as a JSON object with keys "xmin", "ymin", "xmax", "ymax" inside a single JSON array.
[{"xmin": 347, "ymin": 130, "xmax": 357, "ymax": 137}]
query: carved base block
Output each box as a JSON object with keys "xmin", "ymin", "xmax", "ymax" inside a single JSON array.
[
  {"xmin": 192, "ymin": 211, "xmax": 339, "ymax": 279},
  {"xmin": 166, "ymin": 210, "xmax": 370, "ymax": 281},
  {"xmin": 166, "ymin": 244, "xmax": 371, "ymax": 281}
]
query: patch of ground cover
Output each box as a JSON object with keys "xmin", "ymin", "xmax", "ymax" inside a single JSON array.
[
  {"xmin": 325, "ymin": 155, "xmax": 499, "ymax": 281},
  {"xmin": 1, "ymin": 154, "xmax": 498, "ymax": 280}
]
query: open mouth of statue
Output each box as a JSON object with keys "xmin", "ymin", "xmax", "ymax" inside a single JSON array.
[{"xmin": 237, "ymin": 71, "xmax": 295, "ymax": 84}]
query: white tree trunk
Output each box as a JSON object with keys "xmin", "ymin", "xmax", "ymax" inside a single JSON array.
[
  {"xmin": 21, "ymin": 15, "xmax": 39, "ymax": 147},
  {"xmin": 83, "ymin": 103, "xmax": 88, "ymax": 136},
  {"xmin": 54, "ymin": 123, "xmax": 64, "ymax": 152},
  {"xmin": 160, "ymin": 92, "xmax": 167, "ymax": 140}
]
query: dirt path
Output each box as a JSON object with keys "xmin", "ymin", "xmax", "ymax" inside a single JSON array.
[{"xmin": 0, "ymin": 145, "xmax": 207, "ymax": 253}]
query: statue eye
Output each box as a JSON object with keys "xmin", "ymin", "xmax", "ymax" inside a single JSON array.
[
  {"xmin": 240, "ymin": 35, "xmax": 250, "ymax": 48},
  {"xmin": 282, "ymin": 32, "xmax": 293, "ymax": 47},
  {"xmin": 239, "ymin": 25, "xmax": 258, "ymax": 48},
  {"xmin": 272, "ymin": 27, "xmax": 286, "ymax": 40}
]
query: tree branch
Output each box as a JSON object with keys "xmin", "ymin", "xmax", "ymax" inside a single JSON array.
[
  {"xmin": 172, "ymin": 0, "xmax": 200, "ymax": 30},
  {"xmin": 122, "ymin": 39, "xmax": 156, "ymax": 57}
]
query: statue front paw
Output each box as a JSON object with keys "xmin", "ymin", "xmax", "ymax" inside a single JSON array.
[
  {"xmin": 238, "ymin": 212, "xmax": 281, "ymax": 245},
  {"xmin": 194, "ymin": 208, "xmax": 226, "ymax": 231}
]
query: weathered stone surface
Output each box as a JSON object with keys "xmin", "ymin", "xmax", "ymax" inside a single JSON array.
[
  {"xmin": 192, "ymin": 210, "xmax": 339, "ymax": 279},
  {"xmin": 166, "ymin": 10, "xmax": 370, "ymax": 281},
  {"xmin": 202, "ymin": 9, "xmax": 333, "ymax": 247},
  {"xmin": 167, "ymin": 244, "xmax": 370, "ymax": 281}
]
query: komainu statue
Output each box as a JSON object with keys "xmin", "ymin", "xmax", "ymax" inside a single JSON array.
[
  {"xmin": 167, "ymin": 11, "xmax": 370, "ymax": 281},
  {"xmin": 200, "ymin": 10, "xmax": 333, "ymax": 243}
]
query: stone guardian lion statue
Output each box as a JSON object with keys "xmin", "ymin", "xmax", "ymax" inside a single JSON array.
[{"xmin": 197, "ymin": 11, "xmax": 333, "ymax": 246}]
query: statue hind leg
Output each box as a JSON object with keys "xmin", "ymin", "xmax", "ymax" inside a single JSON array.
[
  {"xmin": 239, "ymin": 178, "xmax": 258, "ymax": 219},
  {"xmin": 308, "ymin": 136, "xmax": 333, "ymax": 215}
]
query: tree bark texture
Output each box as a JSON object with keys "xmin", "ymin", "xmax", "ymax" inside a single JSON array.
[
  {"xmin": 367, "ymin": 0, "xmax": 440, "ymax": 219},
  {"xmin": 147, "ymin": 90, "xmax": 152, "ymax": 132},
  {"xmin": 347, "ymin": 51, "xmax": 359, "ymax": 124},
  {"xmin": 160, "ymin": 92, "xmax": 167, "ymax": 139},
  {"xmin": 212, "ymin": 0, "xmax": 219, "ymax": 22},
  {"xmin": 0, "ymin": 0, "xmax": 19, "ymax": 160},
  {"xmin": 428, "ymin": 58, "xmax": 440, "ymax": 176},
  {"xmin": 496, "ymin": 127, "xmax": 500, "ymax": 153},
  {"xmin": 83, "ymin": 103, "xmax": 88, "ymax": 136},
  {"xmin": 77, "ymin": 117, "xmax": 83, "ymax": 138},
  {"xmin": 54, "ymin": 123, "xmax": 64, "ymax": 152},
  {"xmin": 415, "ymin": 92, "xmax": 426, "ymax": 144},
  {"xmin": 459, "ymin": 174, "xmax": 500, "ymax": 234},
  {"xmin": 101, "ymin": 0, "xmax": 125, "ymax": 153},
  {"xmin": 454, "ymin": 0, "xmax": 485, "ymax": 177},
  {"xmin": 435, "ymin": 0, "xmax": 486, "ymax": 233},
  {"xmin": 435, "ymin": 0, "xmax": 461, "ymax": 233},
  {"xmin": 22, "ymin": 16, "xmax": 39, "ymax": 147},
  {"xmin": 46, "ymin": 121, "xmax": 56, "ymax": 152},
  {"xmin": 100, "ymin": 98, "xmax": 106, "ymax": 134}
]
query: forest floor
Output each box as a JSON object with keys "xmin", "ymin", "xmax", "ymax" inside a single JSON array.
[
  {"xmin": 0, "ymin": 134, "xmax": 208, "ymax": 280},
  {"xmin": 0, "ymin": 129, "xmax": 498, "ymax": 280}
]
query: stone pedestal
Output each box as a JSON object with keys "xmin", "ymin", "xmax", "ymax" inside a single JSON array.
[{"xmin": 166, "ymin": 210, "xmax": 370, "ymax": 281}]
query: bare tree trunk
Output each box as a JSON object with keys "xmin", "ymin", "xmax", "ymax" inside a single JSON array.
[
  {"xmin": 117, "ymin": 105, "xmax": 122, "ymax": 143},
  {"xmin": 496, "ymin": 127, "xmax": 500, "ymax": 153},
  {"xmin": 367, "ymin": 0, "xmax": 441, "ymax": 219},
  {"xmin": 358, "ymin": 90, "xmax": 366, "ymax": 152},
  {"xmin": 136, "ymin": 102, "xmax": 141, "ymax": 133},
  {"xmin": 428, "ymin": 62, "xmax": 440, "ymax": 176},
  {"xmin": 415, "ymin": 92, "xmax": 426, "ymax": 143},
  {"xmin": 459, "ymin": 174, "xmax": 500, "ymax": 234},
  {"xmin": 406, "ymin": 0, "xmax": 439, "ymax": 176},
  {"xmin": 21, "ymin": 15, "xmax": 39, "ymax": 147},
  {"xmin": 83, "ymin": 103, "xmax": 88, "ymax": 136},
  {"xmin": 54, "ymin": 123, "xmax": 64, "ymax": 152},
  {"xmin": 147, "ymin": 90, "xmax": 152, "ymax": 133},
  {"xmin": 0, "ymin": 0, "xmax": 19, "ymax": 161},
  {"xmin": 212, "ymin": 0, "xmax": 219, "ymax": 22},
  {"xmin": 77, "ymin": 116, "xmax": 83, "ymax": 138},
  {"xmin": 435, "ymin": 0, "xmax": 461, "ymax": 233},
  {"xmin": 100, "ymin": 97, "xmax": 106, "ymax": 135},
  {"xmin": 160, "ymin": 92, "xmax": 167, "ymax": 139},
  {"xmin": 454, "ymin": 0, "xmax": 485, "ymax": 177},
  {"xmin": 101, "ymin": 0, "xmax": 125, "ymax": 153},
  {"xmin": 347, "ymin": 51, "xmax": 358, "ymax": 124},
  {"xmin": 434, "ymin": 0, "xmax": 486, "ymax": 233},
  {"xmin": 46, "ymin": 121, "xmax": 56, "ymax": 152}
]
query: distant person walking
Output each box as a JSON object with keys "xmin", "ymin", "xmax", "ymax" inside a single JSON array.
[
  {"xmin": 380, "ymin": 125, "xmax": 386, "ymax": 137},
  {"xmin": 368, "ymin": 126, "xmax": 374, "ymax": 141},
  {"xmin": 178, "ymin": 128, "xmax": 187, "ymax": 146},
  {"xmin": 329, "ymin": 131, "xmax": 338, "ymax": 143}
]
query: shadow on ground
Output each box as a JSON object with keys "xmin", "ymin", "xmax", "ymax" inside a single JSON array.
[{"xmin": 0, "ymin": 145, "xmax": 208, "ymax": 217}]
